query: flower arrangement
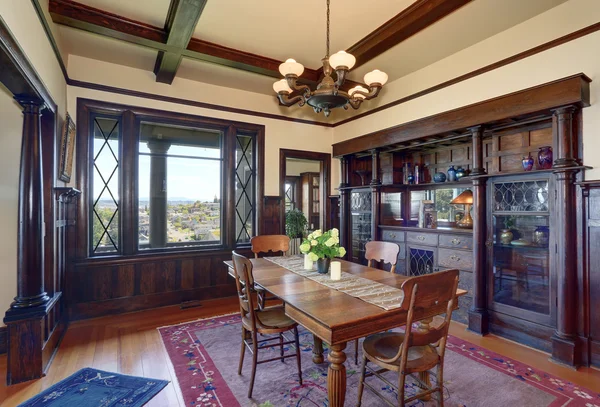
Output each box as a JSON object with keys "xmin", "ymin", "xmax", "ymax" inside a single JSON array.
[{"xmin": 299, "ymin": 228, "xmax": 346, "ymax": 262}]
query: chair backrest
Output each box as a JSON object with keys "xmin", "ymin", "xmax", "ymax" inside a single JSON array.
[
  {"xmin": 250, "ymin": 235, "xmax": 291, "ymax": 258},
  {"xmin": 231, "ymin": 251, "xmax": 258, "ymax": 330},
  {"xmin": 365, "ymin": 241, "xmax": 400, "ymax": 273},
  {"xmin": 382, "ymin": 269, "xmax": 460, "ymax": 365}
]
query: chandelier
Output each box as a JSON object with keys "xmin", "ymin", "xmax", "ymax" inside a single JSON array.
[{"xmin": 273, "ymin": 0, "xmax": 388, "ymax": 117}]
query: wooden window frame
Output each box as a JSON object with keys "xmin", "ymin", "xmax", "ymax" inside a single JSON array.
[{"xmin": 75, "ymin": 98, "xmax": 265, "ymax": 259}]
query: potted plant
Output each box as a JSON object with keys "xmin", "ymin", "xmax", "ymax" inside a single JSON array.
[
  {"xmin": 299, "ymin": 228, "xmax": 346, "ymax": 274},
  {"xmin": 285, "ymin": 209, "xmax": 308, "ymax": 254}
]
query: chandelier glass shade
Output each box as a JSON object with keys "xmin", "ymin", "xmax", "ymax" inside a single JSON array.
[{"xmin": 273, "ymin": 0, "xmax": 388, "ymax": 117}]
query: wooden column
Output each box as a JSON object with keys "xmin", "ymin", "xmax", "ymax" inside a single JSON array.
[
  {"xmin": 339, "ymin": 156, "xmax": 351, "ymax": 257},
  {"xmin": 3, "ymin": 96, "xmax": 49, "ymax": 384},
  {"xmin": 551, "ymin": 105, "xmax": 580, "ymax": 366},
  {"xmin": 467, "ymin": 125, "xmax": 489, "ymax": 334},
  {"xmin": 370, "ymin": 149, "xmax": 381, "ymax": 241}
]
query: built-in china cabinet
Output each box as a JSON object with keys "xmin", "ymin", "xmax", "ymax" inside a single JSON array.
[{"xmin": 334, "ymin": 74, "xmax": 595, "ymax": 368}]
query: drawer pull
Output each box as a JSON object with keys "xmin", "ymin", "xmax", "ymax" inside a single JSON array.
[
  {"xmin": 450, "ymin": 255, "xmax": 461, "ymax": 261},
  {"xmin": 451, "ymin": 238, "xmax": 461, "ymax": 245},
  {"xmin": 417, "ymin": 235, "xmax": 426, "ymax": 241},
  {"xmin": 390, "ymin": 233, "xmax": 396, "ymax": 238}
]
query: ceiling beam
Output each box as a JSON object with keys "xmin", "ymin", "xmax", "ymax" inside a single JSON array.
[
  {"xmin": 48, "ymin": 0, "xmax": 361, "ymax": 90},
  {"xmin": 347, "ymin": 0, "xmax": 472, "ymax": 70},
  {"xmin": 154, "ymin": 0, "xmax": 207, "ymax": 84}
]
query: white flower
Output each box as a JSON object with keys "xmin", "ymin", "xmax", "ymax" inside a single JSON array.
[
  {"xmin": 309, "ymin": 252, "xmax": 319, "ymax": 262},
  {"xmin": 311, "ymin": 240, "xmax": 318, "ymax": 246},
  {"xmin": 299, "ymin": 243, "xmax": 311, "ymax": 253},
  {"xmin": 307, "ymin": 233, "xmax": 313, "ymax": 240},
  {"xmin": 338, "ymin": 247, "xmax": 346, "ymax": 257},
  {"xmin": 313, "ymin": 229, "xmax": 322, "ymax": 237},
  {"xmin": 331, "ymin": 228, "xmax": 339, "ymax": 237},
  {"xmin": 333, "ymin": 236, "xmax": 339, "ymax": 244},
  {"xmin": 325, "ymin": 238, "xmax": 336, "ymax": 247}
]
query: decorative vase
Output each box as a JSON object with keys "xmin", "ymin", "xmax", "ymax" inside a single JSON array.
[
  {"xmin": 455, "ymin": 167, "xmax": 466, "ymax": 180},
  {"xmin": 538, "ymin": 146, "xmax": 553, "ymax": 170},
  {"xmin": 533, "ymin": 226, "xmax": 550, "ymax": 247},
  {"xmin": 407, "ymin": 174, "xmax": 415, "ymax": 184},
  {"xmin": 500, "ymin": 229, "xmax": 513, "ymax": 245},
  {"xmin": 447, "ymin": 165, "xmax": 457, "ymax": 182},
  {"xmin": 433, "ymin": 172, "xmax": 446, "ymax": 183},
  {"xmin": 522, "ymin": 155, "xmax": 534, "ymax": 171},
  {"xmin": 316, "ymin": 258, "xmax": 331, "ymax": 274}
]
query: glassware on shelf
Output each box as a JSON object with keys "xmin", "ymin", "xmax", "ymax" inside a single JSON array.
[
  {"xmin": 433, "ymin": 171, "xmax": 446, "ymax": 183},
  {"xmin": 522, "ymin": 155, "xmax": 534, "ymax": 171},
  {"xmin": 447, "ymin": 165, "xmax": 457, "ymax": 182},
  {"xmin": 537, "ymin": 146, "xmax": 553, "ymax": 169},
  {"xmin": 455, "ymin": 167, "xmax": 467, "ymax": 180}
]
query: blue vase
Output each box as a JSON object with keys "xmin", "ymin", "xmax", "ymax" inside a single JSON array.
[
  {"xmin": 433, "ymin": 172, "xmax": 446, "ymax": 183},
  {"xmin": 447, "ymin": 166, "xmax": 457, "ymax": 182},
  {"xmin": 455, "ymin": 167, "xmax": 466, "ymax": 179},
  {"xmin": 316, "ymin": 258, "xmax": 331, "ymax": 274},
  {"xmin": 522, "ymin": 155, "xmax": 534, "ymax": 171},
  {"xmin": 407, "ymin": 174, "xmax": 415, "ymax": 184}
]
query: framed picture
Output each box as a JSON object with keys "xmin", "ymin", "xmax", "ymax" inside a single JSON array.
[{"xmin": 59, "ymin": 113, "xmax": 76, "ymax": 183}]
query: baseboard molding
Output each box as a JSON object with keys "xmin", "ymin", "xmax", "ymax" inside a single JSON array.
[{"xmin": 0, "ymin": 326, "xmax": 6, "ymax": 354}]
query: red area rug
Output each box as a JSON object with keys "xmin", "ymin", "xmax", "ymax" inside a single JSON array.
[{"xmin": 158, "ymin": 314, "xmax": 600, "ymax": 406}]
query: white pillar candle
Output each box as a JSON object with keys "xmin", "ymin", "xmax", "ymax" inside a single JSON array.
[
  {"xmin": 330, "ymin": 261, "xmax": 342, "ymax": 280},
  {"xmin": 304, "ymin": 254, "xmax": 314, "ymax": 270}
]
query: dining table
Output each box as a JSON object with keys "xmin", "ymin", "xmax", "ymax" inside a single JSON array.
[{"xmin": 224, "ymin": 256, "xmax": 466, "ymax": 407}]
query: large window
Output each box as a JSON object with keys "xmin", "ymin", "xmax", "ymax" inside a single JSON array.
[{"xmin": 82, "ymin": 101, "xmax": 263, "ymax": 257}]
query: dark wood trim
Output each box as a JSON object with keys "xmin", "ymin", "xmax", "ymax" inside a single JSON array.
[
  {"xmin": 347, "ymin": 0, "xmax": 472, "ymax": 70},
  {"xmin": 332, "ymin": 73, "xmax": 591, "ymax": 157},
  {"xmin": 30, "ymin": 0, "xmax": 69, "ymax": 82},
  {"xmin": 0, "ymin": 326, "xmax": 6, "ymax": 355},
  {"xmin": 0, "ymin": 14, "xmax": 57, "ymax": 113},
  {"xmin": 334, "ymin": 22, "xmax": 600, "ymax": 128},
  {"xmin": 68, "ymin": 78, "xmax": 333, "ymax": 127},
  {"xmin": 279, "ymin": 149, "xmax": 332, "ymax": 235},
  {"xmin": 153, "ymin": 0, "xmax": 207, "ymax": 84}
]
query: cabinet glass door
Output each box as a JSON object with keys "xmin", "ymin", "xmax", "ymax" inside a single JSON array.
[
  {"xmin": 350, "ymin": 189, "xmax": 372, "ymax": 265},
  {"xmin": 489, "ymin": 178, "xmax": 555, "ymax": 325}
]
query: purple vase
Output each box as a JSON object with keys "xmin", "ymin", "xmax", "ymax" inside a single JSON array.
[
  {"xmin": 522, "ymin": 155, "xmax": 534, "ymax": 171},
  {"xmin": 538, "ymin": 146, "xmax": 553, "ymax": 170}
]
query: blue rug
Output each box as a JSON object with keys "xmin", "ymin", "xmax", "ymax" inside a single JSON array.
[{"xmin": 17, "ymin": 368, "xmax": 169, "ymax": 407}]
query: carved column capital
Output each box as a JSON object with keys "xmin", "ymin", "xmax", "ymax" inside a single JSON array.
[{"xmin": 552, "ymin": 105, "xmax": 579, "ymax": 169}]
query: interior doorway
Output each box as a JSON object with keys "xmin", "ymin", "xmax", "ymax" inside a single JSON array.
[{"xmin": 279, "ymin": 149, "xmax": 331, "ymax": 247}]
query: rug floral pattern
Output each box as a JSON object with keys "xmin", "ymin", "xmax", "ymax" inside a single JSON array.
[{"xmin": 158, "ymin": 315, "xmax": 600, "ymax": 407}]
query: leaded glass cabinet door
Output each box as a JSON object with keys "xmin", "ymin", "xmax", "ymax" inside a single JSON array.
[
  {"xmin": 350, "ymin": 188, "xmax": 372, "ymax": 265},
  {"xmin": 487, "ymin": 174, "xmax": 556, "ymax": 327}
]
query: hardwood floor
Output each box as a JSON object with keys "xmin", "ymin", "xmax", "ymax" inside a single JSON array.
[{"xmin": 1, "ymin": 297, "xmax": 598, "ymax": 406}]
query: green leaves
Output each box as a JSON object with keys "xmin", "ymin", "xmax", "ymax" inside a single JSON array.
[{"xmin": 300, "ymin": 228, "xmax": 345, "ymax": 259}]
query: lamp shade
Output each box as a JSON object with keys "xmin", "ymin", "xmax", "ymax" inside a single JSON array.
[
  {"xmin": 450, "ymin": 189, "xmax": 473, "ymax": 204},
  {"xmin": 349, "ymin": 85, "xmax": 368, "ymax": 99},
  {"xmin": 364, "ymin": 69, "xmax": 388, "ymax": 86},
  {"xmin": 329, "ymin": 51, "xmax": 356, "ymax": 70},
  {"xmin": 279, "ymin": 58, "xmax": 304, "ymax": 77},
  {"xmin": 273, "ymin": 79, "xmax": 293, "ymax": 94}
]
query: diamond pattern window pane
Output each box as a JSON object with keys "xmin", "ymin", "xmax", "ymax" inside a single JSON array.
[
  {"xmin": 493, "ymin": 180, "xmax": 549, "ymax": 212},
  {"xmin": 235, "ymin": 135, "xmax": 255, "ymax": 244},
  {"xmin": 92, "ymin": 117, "xmax": 120, "ymax": 253}
]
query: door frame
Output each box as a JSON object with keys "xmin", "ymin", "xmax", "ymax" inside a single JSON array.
[{"xmin": 279, "ymin": 149, "xmax": 331, "ymax": 235}]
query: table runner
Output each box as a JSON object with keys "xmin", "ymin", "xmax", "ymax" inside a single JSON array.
[{"xmin": 264, "ymin": 256, "xmax": 404, "ymax": 310}]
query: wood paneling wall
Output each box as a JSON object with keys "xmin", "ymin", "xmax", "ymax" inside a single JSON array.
[{"xmin": 263, "ymin": 196, "xmax": 283, "ymax": 235}]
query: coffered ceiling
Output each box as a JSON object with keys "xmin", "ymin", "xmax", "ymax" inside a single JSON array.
[{"xmin": 50, "ymin": 0, "xmax": 568, "ymax": 97}]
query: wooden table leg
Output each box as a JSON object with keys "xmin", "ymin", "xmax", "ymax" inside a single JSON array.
[
  {"xmin": 312, "ymin": 335, "xmax": 324, "ymax": 364},
  {"xmin": 327, "ymin": 342, "xmax": 347, "ymax": 407},
  {"xmin": 416, "ymin": 318, "xmax": 433, "ymax": 401}
]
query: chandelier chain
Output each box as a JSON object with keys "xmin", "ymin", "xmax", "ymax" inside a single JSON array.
[{"xmin": 326, "ymin": 0, "xmax": 330, "ymax": 58}]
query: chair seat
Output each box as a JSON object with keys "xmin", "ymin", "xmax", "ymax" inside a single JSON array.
[
  {"xmin": 363, "ymin": 332, "xmax": 439, "ymax": 373},
  {"xmin": 256, "ymin": 307, "xmax": 297, "ymax": 330}
]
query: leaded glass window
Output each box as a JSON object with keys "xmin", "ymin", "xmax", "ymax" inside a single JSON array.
[
  {"xmin": 235, "ymin": 134, "xmax": 255, "ymax": 244},
  {"xmin": 91, "ymin": 116, "xmax": 120, "ymax": 254}
]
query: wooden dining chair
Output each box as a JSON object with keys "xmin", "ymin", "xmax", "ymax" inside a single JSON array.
[
  {"xmin": 250, "ymin": 235, "xmax": 290, "ymax": 308},
  {"xmin": 231, "ymin": 251, "xmax": 303, "ymax": 398},
  {"xmin": 353, "ymin": 240, "xmax": 401, "ymax": 364},
  {"xmin": 357, "ymin": 268, "xmax": 460, "ymax": 407}
]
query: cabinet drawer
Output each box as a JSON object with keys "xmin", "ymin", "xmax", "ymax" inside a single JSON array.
[
  {"xmin": 438, "ymin": 248, "xmax": 473, "ymax": 271},
  {"xmin": 439, "ymin": 234, "xmax": 473, "ymax": 250},
  {"xmin": 406, "ymin": 231, "xmax": 438, "ymax": 246},
  {"xmin": 381, "ymin": 229, "xmax": 405, "ymax": 242}
]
